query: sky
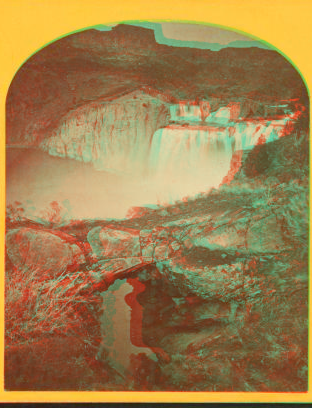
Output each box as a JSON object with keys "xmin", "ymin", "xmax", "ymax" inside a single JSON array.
[
  {"xmin": 94, "ymin": 21, "xmax": 268, "ymax": 50},
  {"xmin": 161, "ymin": 22, "xmax": 254, "ymax": 44}
]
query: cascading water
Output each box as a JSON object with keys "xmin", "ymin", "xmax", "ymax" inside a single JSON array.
[
  {"xmin": 148, "ymin": 103, "xmax": 293, "ymax": 203},
  {"xmin": 148, "ymin": 126, "xmax": 235, "ymax": 201},
  {"xmin": 169, "ymin": 101, "xmax": 241, "ymax": 124}
]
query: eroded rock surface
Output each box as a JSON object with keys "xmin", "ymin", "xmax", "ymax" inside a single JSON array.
[
  {"xmin": 6, "ymin": 228, "xmax": 84, "ymax": 277},
  {"xmin": 88, "ymin": 226, "xmax": 141, "ymax": 259}
]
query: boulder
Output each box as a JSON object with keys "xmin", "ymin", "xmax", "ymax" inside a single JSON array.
[
  {"xmin": 157, "ymin": 258, "xmax": 248, "ymax": 300},
  {"xmin": 6, "ymin": 228, "xmax": 83, "ymax": 278},
  {"xmin": 152, "ymin": 226, "xmax": 169, "ymax": 243},
  {"xmin": 194, "ymin": 222, "xmax": 246, "ymax": 251},
  {"xmin": 192, "ymin": 214, "xmax": 287, "ymax": 253},
  {"xmin": 87, "ymin": 226, "xmax": 140, "ymax": 259},
  {"xmin": 154, "ymin": 244, "xmax": 170, "ymax": 261},
  {"xmin": 88, "ymin": 225, "xmax": 181, "ymax": 262},
  {"xmin": 140, "ymin": 229, "xmax": 154, "ymax": 257},
  {"xmin": 247, "ymin": 214, "xmax": 287, "ymax": 252}
]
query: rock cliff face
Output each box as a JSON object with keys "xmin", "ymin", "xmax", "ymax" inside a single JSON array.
[
  {"xmin": 40, "ymin": 91, "xmax": 170, "ymax": 174},
  {"xmin": 6, "ymin": 24, "xmax": 308, "ymax": 147}
]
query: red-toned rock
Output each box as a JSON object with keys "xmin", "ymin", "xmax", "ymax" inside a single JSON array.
[
  {"xmin": 87, "ymin": 226, "xmax": 141, "ymax": 259},
  {"xmin": 6, "ymin": 228, "xmax": 84, "ymax": 277}
]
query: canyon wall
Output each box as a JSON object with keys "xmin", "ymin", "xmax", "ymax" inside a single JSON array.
[{"xmin": 41, "ymin": 91, "xmax": 171, "ymax": 175}]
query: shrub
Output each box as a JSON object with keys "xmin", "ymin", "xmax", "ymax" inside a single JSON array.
[
  {"xmin": 40, "ymin": 201, "xmax": 71, "ymax": 228},
  {"xmin": 5, "ymin": 267, "xmax": 102, "ymax": 348},
  {"xmin": 6, "ymin": 201, "xmax": 25, "ymax": 224}
]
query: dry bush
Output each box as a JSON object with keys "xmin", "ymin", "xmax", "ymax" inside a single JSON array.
[{"xmin": 5, "ymin": 267, "xmax": 102, "ymax": 348}]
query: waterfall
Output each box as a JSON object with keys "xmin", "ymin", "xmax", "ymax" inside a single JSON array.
[
  {"xmin": 148, "ymin": 116, "xmax": 292, "ymax": 202},
  {"xmin": 35, "ymin": 94, "xmax": 294, "ymax": 216},
  {"xmin": 148, "ymin": 126, "xmax": 234, "ymax": 201},
  {"xmin": 169, "ymin": 102, "xmax": 236, "ymax": 124}
]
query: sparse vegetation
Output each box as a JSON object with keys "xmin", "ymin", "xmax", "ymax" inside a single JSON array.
[
  {"xmin": 6, "ymin": 201, "xmax": 25, "ymax": 224},
  {"xmin": 5, "ymin": 266, "xmax": 102, "ymax": 348},
  {"xmin": 39, "ymin": 201, "xmax": 71, "ymax": 228}
]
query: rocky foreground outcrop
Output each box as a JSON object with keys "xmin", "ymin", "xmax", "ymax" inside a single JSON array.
[
  {"xmin": 6, "ymin": 200, "xmax": 289, "ymax": 283},
  {"xmin": 6, "ymin": 228, "xmax": 84, "ymax": 277},
  {"xmin": 5, "ymin": 180, "xmax": 307, "ymax": 390},
  {"xmin": 88, "ymin": 226, "xmax": 141, "ymax": 259},
  {"xmin": 87, "ymin": 224, "xmax": 182, "ymax": 262},
  {"xmin": 187, "ymin": 211, "xmax": 288, "ymax": 253}
]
